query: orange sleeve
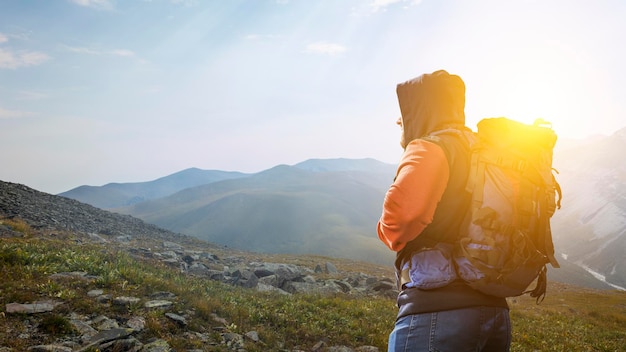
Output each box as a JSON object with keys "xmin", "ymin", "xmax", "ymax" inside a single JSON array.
[{"xmin": 377, "ymin": 139, "xmax": 450, "ymax": 252}]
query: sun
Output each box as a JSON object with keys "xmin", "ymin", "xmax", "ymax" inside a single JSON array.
[{"xmin": 465, "ymin": 43, "xmax": 599, "ymax": 140}]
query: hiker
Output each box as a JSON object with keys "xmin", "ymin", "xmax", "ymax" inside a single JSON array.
[{"xmin": 377, "ymin": 70, "xmax": 511, "ymax": 351}]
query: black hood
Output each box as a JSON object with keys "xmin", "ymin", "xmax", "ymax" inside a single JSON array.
[{"xmin": 397, "ymin": 70, "xmax": 466, "ymax": 147}]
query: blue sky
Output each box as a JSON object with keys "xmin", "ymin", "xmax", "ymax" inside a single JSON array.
[{"xmin": 1, "ymin": 0, "xmax": 625, "ymax": 194}]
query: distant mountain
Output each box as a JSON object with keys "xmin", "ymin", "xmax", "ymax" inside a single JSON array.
[
  {"xmin": 551, "ymin": 126, "xmax": 626, "ymax": 290},
  {"xmin": 58, "ymin": 168, "xmax": 249, "ymax": 209},
  {"xmin": 113, "ymin": 159, "xmax": 397, "ymax": 265},
  {"xmin": 57, "ymin": 144, "xmax": 626, "ymax": 291}
]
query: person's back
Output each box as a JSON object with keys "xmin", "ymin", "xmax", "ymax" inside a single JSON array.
[{"xmin": 377, "ymin": 70, "xmax": 510, "ymax": 352}]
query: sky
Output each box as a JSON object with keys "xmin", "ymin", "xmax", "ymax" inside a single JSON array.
[{"xmin": 1, "ymin": 0, "xmax": 625, "ymax": 194}]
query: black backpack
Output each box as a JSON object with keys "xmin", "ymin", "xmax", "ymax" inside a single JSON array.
[{"xmin": 452, "ymin": 117, "xmax": 562, "ymax": 302}]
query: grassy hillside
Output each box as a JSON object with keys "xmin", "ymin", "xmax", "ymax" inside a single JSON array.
[{"xmin": 1, "ymin": 219, "xmax": 624, "ymax": 351}]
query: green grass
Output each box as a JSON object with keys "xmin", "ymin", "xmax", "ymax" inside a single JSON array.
[
  {"xmin": 0, "ymin": 233, "xmax": 624, "ymax": 351},
  {"xmin": 509, "ymin": 288, "xmax": 626, "ymax": 351}
]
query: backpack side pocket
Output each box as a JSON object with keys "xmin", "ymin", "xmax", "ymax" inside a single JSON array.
[{"xmin": 402, "ymin": 243, "xmax": 458, "ymax": 290}]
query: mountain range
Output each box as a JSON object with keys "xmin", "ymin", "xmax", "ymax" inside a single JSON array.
[
  {"xmin": 56, "ymin": 131, "xmax": 626, "ymax": 291},
  {"xmin": 60, "ymin": 158, "xmax": 398, "ymax": 265}
]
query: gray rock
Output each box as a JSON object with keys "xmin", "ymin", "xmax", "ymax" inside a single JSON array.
[
  {"xmin": 328, "ymin": 346, "xmax": 354, "ymax": 352},
  {"xmin": 143, "ymin": 300, "xmax": 173, "ymax": 309},
  {"xmin": 222, "ymin": 333, "xmax": 244, "ymax": 349},
  {"xmin": 92, "ymin": 315, "xmax": 119, "ymax": 330},
  {"xmin": 187, "ymin": 263, "xmax": 210, "ymax": 276},
  {"xmin": 244, "ymin": 330, "xmax": 260, "ymax": 342},
  {"xmin": 150, "ymin": 291, "xmax": 176, "ymax": 300},
  {"xmin": 314, "ymin": 264, "xmax": 324, "ymax": 273},
  {"xmin": 88, "ymin": 327, "xmax": 134, "ymax": 344},
  {"xmin": 256, "ymin": 283, "xmax": 291, "ymax": 295},
  {"xmin": 87, "ymin": 289, "xmax": 104, "ymax": 297},
  {"xmin": 49, "ymin": 271, "xmax": 96, "ymax": 281},
  {"xmin": 206, "ymin": 269, "xmax": 226, "ymax": 281},
  {"xmin": 126, "ymin": 316, "xmax": 146, "ymax": 331},
  {"xmin": 112, "ymin": 296, "xmax": 141, "ymax": 306},
  {"xmin": 98, "ymin": 337, "xmax": 143, "ymax": 352},
  {"xmin": 325, "ymin": 262, "xmax": 338, "ymax": 274},
  {"xmin": 163, "ymin": 241, "xmax": 183, "ymax": 250},
  {"xmin": 253, "ymin": 263, "xmax": 304, "ymax": 283},
  {"xmin": 5, "ymin": 301, "xmax": 60, "ymax": 314},
  {"xmin": 70, "ymin": 319, "xmax": 98, "ymax": 339},
  {"xmin": 96, "ymin": 294, "xmax": 112, "ymax": 303},
  {"xmin": 230, "ymin": 269, "xmax": 258, "ymax": 288},
  {"xmin": 165, "ymin": 312, "xmax": 187, "ymax": 326},
  {"xmin": 115, "ymin": 235, "xmax": 132, "ymax": 242},
  {"xmin": 140, "ymin": 338, "xmax": 171, "ymax": 352},
  {"xmin": 27, "ymin": 345, "xmax": 73, "ymax": 352}
]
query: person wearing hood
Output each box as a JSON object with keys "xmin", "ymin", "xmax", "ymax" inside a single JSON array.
[{"xmin": 378, "ymin": 70, "xmax": 511, "ymax": 351}]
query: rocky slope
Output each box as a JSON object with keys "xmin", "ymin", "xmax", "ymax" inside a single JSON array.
[{"xmin": 0, "ymin": 180, "xmax": 396, "ymax": 351}]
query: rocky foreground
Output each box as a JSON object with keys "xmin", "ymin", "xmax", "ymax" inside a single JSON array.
[{"xmin": 0, "ymin": 180, "xmax": 397, "ymax": 351}]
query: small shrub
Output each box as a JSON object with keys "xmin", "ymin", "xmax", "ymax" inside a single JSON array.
[{"xmin": 39, "ymin": 314, "xmax": 74, "ymax": 336}]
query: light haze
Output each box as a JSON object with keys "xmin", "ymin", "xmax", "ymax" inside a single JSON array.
[{"xmin": 1, "ymin": 0, "xmax": 625, "ymax": 194}]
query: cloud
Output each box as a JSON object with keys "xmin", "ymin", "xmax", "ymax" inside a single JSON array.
[
  {"xmin": 0, "ymin": 33, "xmax": 8, "ymax": 43},
  {"xmin": 170, "ymin": 0, "xmax": 198, "ymax": 6},
  {"xmin": 62, "ymin": 45, "xmax": 143, "ymax": 61},
  {"xmin": 243, "ymin": 33, "xmax": 281, "ymax": 43},
  {"xmin": 369, "ymin": 0, "xmax": 422, "ymax": 12},
  {"xmin": 15, "ymin": 90, "xmax": 48, "ymax": 101},
  {"xmin": 62, "ymin": 45, "xmax": 100, "ymax": 55},
  {"xmin": 0, "ymin": 48, "xmax": 50, "ymax": 69},
  {"xmin": 111, "ymin": 49, "xmax": 135, "ymax": 57},
  {"xmin": 304, "ymin": 42, "xmax": 347, "ymax": 56},
  {"xmin": 68, "ymin": 0, "xmax": 113, "ymax": 10},
  {"xmin": 0, "ymin": 106, "xmax": 33, "ymax": 119}
]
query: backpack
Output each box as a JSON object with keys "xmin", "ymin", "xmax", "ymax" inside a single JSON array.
[{"xmin": 453, "ymin": 117, "xmax": 562, "ymax": 302}]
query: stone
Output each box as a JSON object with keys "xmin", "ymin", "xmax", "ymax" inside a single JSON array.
[
  {"xmin": 222, "ymin": 333, "xmax": 244, "ymax": 349},
  {"xmin": 49, "ymin": 271, "xmax": 96, "ymax": 281},
  {"xmin": 126, "ymin": 316, "xmax": 146, "ymax": 331},
  {"xmin": 88, "ymin": 328, "xmax": 134, "ymax": 344},
  {"xmin": 141, "ymin": 338, "xmax": 171, "ymax": 352},
  {"xmin": 92, "ymin": 315, "xmax": 119, "ymax": 330},
  {"xmin": 144, "ymin": 300, "xmax": 173, "ymax": 309},
  {"xmin": 26, "ymin": 345, "xmax": 73, "ymax": 352},
  {"xmin": 325, "ymin": 262, "xmax": 338, "ymax": 274},
  {"xmin": 70, "ymin": 319, "xmax": 98, "ymax": 338},
  {"xmin": 96, "ymin": 294, "xmax": 112, "ymax": 303},
  {"xmin": 256, "ymin": 283, "xmax": 291, "ymax": 295},
  {"xmin": 187, "ymin": 263, "xmax": 210, "ymax": 276},
  {"xmin": 328, "ymin": 346, "xmax": 355, "ymax": 352},
  {"xmin": 150, "ymin": 291, "xmax": 176, "ymax": 300},
  {"xmin": 165, "ymin": 313, "xmax": 187, "ymax": 326},
  {"xmin": 163, "ymin": 241, "xmax": 183, "ymax": 250},
  {"xmin": 112, "ymin": 296, "xmax": 141, "ymax": 306},
  {"xmin": 5, "ymin": 301, "xmax": 60, "ymax": 314},
  {"xmin": 87, "ymin": 289, "xmax": 104, "ymax": 297},
  {"xmin": 244, "ymin": 330, "xmax": 260, "ymax": 342}
]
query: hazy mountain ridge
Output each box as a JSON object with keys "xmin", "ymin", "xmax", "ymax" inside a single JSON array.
[
  {"xmin": 56, "ymin": 137, "xmax": 626, "ymax": 290},
  {"xmin": 113, "ymin": 160, "xmax": 397, "ymax": 265},
  {"xmin": 58, "ymin": 167, "xmax": 249, "ymax": 209}
]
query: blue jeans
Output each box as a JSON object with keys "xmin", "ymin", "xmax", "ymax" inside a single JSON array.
[{"xmin": 388, "ymin": 306, "xmax": 511, "ymax": 352}]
